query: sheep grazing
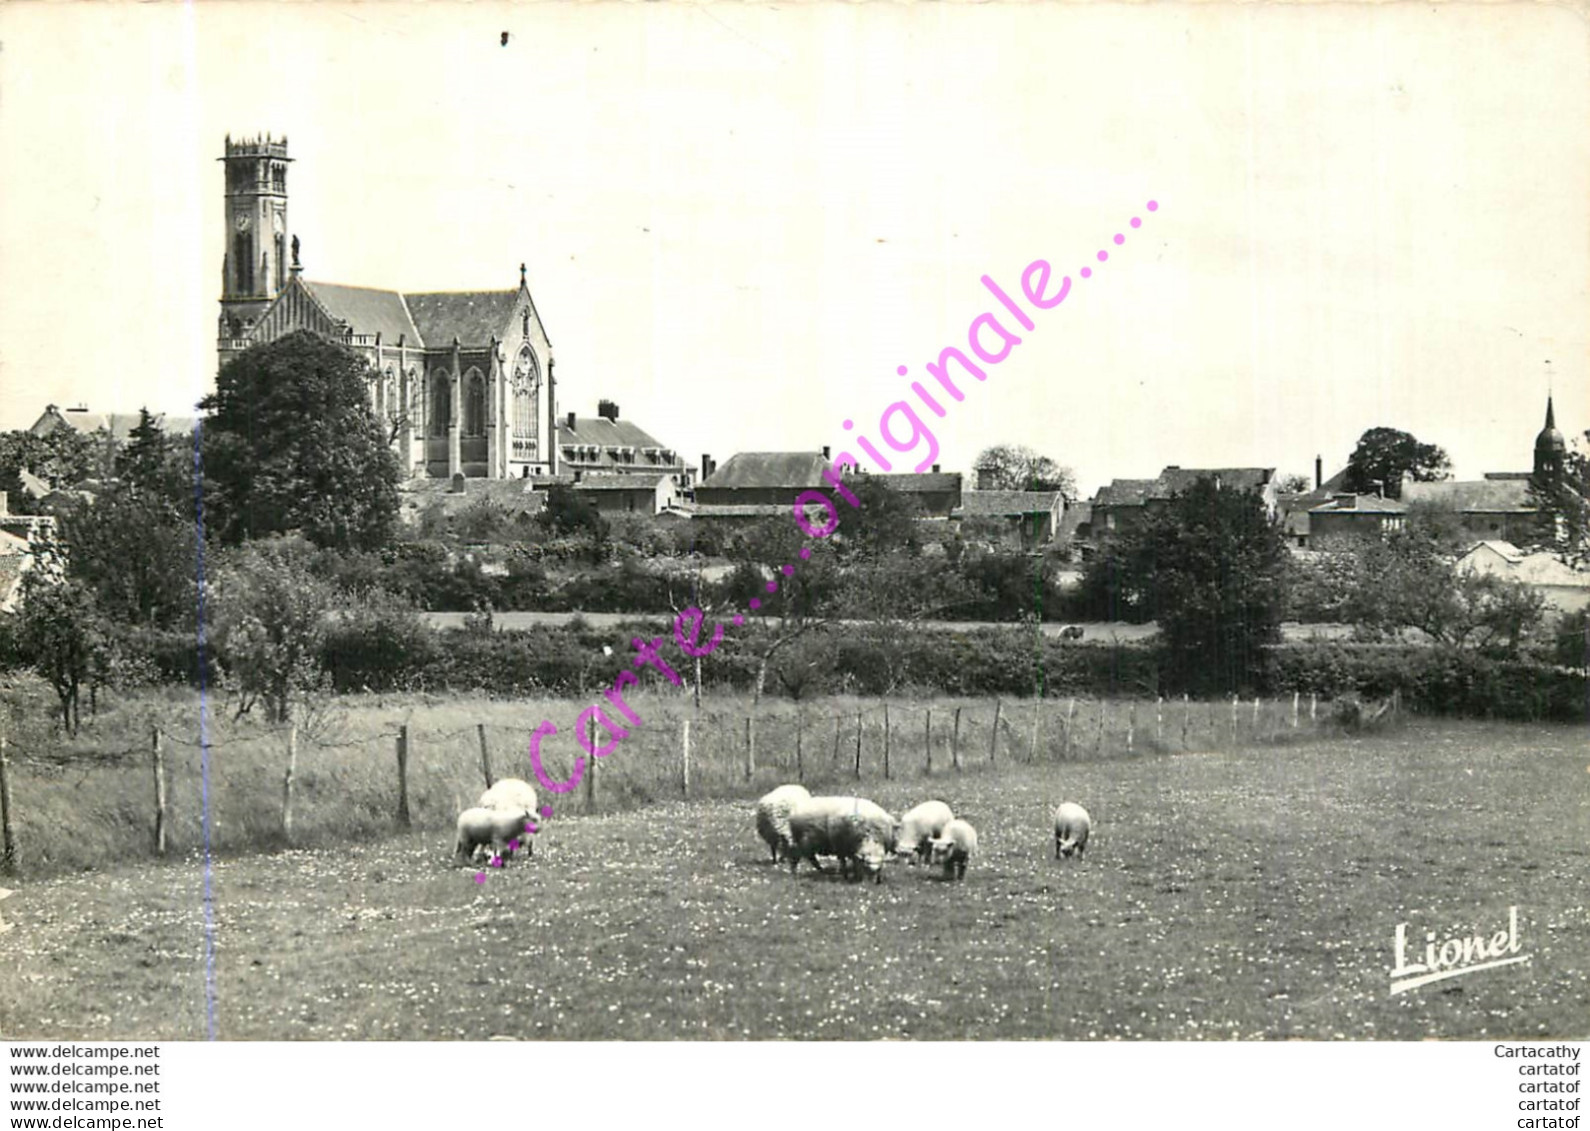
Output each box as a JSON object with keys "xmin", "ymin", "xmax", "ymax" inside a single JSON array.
[
  {"xmin": 1053, "ymin": 801, "xmax": 1092, "ymax": 859},
  {"xmin": 455, "ymin": 806, "xmax": 534, "ymax": 867},
  {"xmin": 928, "ymin": 818, "xmax": 978, "ymax": 880},
  {"xmin": 479, "ymin": 778, "xmax": 541, "ymax": 859},
  {"xmin": 896, "ymin": 800, "xmax": 954, "ymax": 864},
  {"xmin": 787, "ymin": 796, "xmax": 898, "ymax": 881},
  {"xmin": 755, "ymin": 784, "xmax": 812, "ymax": 863}
]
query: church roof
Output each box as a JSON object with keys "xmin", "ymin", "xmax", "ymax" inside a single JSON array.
[
  {"xmin": 300, "ymin": 281, "xmax": 421, "ymax": 345},
  {"xmin": 404, "ymin": 291, "xmax": 520, "ymax": 347},
  {"xmin": 1402, "ymin": 479, "xmax": 1535, "ymax": 513}
]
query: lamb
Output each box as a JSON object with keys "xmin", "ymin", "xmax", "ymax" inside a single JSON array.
[
  {"xmin": 1053, "ymin": 801, "xmax": 1091, "ymax": 859},
  {"xmin": 895, "ymin": 800, "xmax": 954, "ymax": 864},
  {"xmin": 928, "ymin": 818, "xmax": 978, "ymax": 880},
  {"xmin": 788, "ymin": 796, "xmax": 898, "ymax": 879},
  {"xmin": 754, "ymin": 784, "xmax": 812, "ymax": 863},
  {"xmin": 479, "ymin": 778, "xmax": 541, "ymax": 858},
  {"xmin": 455, "ymin": 806, "xmax": 534, "ymax": 867}
]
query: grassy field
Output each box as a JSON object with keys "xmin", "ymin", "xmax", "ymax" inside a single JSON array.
[{"xmin": 0, "ymin": 715, "xmax": 1585, "ymax": 1041}]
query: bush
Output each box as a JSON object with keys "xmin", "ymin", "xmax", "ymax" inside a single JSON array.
[{"xmin": 321, "ymin": 600, "xmax": 439, "ymax": 693}]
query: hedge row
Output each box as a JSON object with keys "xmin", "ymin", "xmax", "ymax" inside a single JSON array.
[{"xmin": 1262, "ymin": 642, "xmax": 1587, "ymax": 722}]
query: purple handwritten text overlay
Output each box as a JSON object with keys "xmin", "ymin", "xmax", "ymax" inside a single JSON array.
[{"xmin": 475, "ymin": 199, "xmax": 1161, "ymax": 882}]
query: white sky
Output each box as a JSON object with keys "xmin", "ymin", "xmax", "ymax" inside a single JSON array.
[{"xmin": 0, "ymin": 1, "xmax": 1585, "ymax": 497}]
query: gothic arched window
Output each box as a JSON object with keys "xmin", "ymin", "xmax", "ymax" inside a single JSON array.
[
  {"xmin": 464, "ymin": 371, "xmax": 486, "ymax": 438},
  {"xmin": 430, "ymin": 372, "xmax": 451, "ymax": 437},
  {"xmin": 512, "ymin": 345, "xmax": 539, "ymax": 443}
]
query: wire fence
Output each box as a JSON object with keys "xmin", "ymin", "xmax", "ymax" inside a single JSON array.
[{"xmin": 0, "ymin": 689, "xmax": 1376, "ymax": 876}]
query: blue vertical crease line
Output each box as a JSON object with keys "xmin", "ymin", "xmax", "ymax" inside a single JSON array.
[{"xmin": 191, "ymin": 421, "xmax": 218, "ymax": 1040}]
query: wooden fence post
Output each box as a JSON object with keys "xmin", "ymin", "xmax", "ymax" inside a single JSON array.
[
  {"xmin": 152, "ymin": 728, "xmax": 168, "ymax": 855},
  {"xmin": 1229, "ymin": 695, "xmax": 1238, "ymax": 744},
  {"xmin": 744, "ymin": 716, "xmax": 755, "ymax": 781},
  {"xmin": 1064, "ymin": 698, "xmax": 1076, "ymax": 759},
  {"xmin": 1029, "ymin": 701, "xmax": 1042, "ymax": 763},
  {"xmin": 1252, "ymin": 696, "xmax": 1260, "ymax": 732},
  {"xmin": 853, "ymin": 710, "xmax": 863, "ymax": 780},
  {"xmin": 1097, "ymin": 699, "xmax": 1107, "ymax": 756},
  {"xmin": 882, "ymin": 703, "xmax": 891, "ymax": 779},
  {"xmin": 0, "ymin": 732, "xmax": 16, "ymax": 876},
  {"xmin": 681, "ymin": 718, "xmax": 691, "ymax": 797},
  {"xmin": 1182, "ymin": 694, "xmax": 1190, "ymax": 748},
  {"xmin": 586, "ymin": 713, "xmax": 598, "ymax": 811},
  {"xmin": 1292, "ymin": 691, "xmax": 1300, "ymax": 729},
  {"xmin": 1155, "ymin": 696, "xmax": 1163, "ymax": 748},
  {"xmin": 1310, "ymin": 692, "xmax": 1317, "ymax": 724},
  {"xmin": 281, "ymin": 724, "xmax": 298, "ymax": 844},
  {"xmin": 477, "ymin": 723, "xmax": 494, "ymax": 789},
  {"xmin": 925, "ymin": 707, "xmax": 933, "ymax": 775},
  {"xmin": 832, "ymin": 714, "xmax": 843, "ymax": 767},
  {"xmin": 395, "ymin": 725, "xmax": 412, "ymax": 827},
  {"xmin": 989, "ymin": 700, "xmax": 1001, "ymax": 766},
  {"xmin": 1126, "ymin": 701, "xmax": 1136, "ymax": 755},
  {"xmin": 795, "ymin": 714, "xmax": 804, "ymax": 783},
  {"xmin": 951, "ymin": 707, "xmax": 962, "ymax": 771}
]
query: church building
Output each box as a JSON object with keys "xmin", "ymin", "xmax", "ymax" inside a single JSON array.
[{"xmin": 215, "ymin": 134, "xmax": 562, "ymax": 481}]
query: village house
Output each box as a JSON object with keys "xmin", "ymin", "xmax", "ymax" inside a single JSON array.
[
  {"xmin": 690, "ymin": 451, "xmax": 832, "ymax": 526},
  {"xmin": 954, "ymin": 490, "xmax": 1066, "ymax": 550},
  {"xmin": 1455, "ymin": 540, "xmax": 1590, "ymax": 616},
  {"xmin": 1305, "ymin": 493, "xmax": 1408, "ymax": 550},
  {"xmin": 1088, "ymin": 466, "xmax": 1279, "ymax": 541}
]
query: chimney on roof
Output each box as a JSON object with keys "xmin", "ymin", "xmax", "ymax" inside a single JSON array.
[
  {"xmin": 701, "ymin": 453, "xmax": 715, "ymax": 480},
  {"xmin": 1315, "ymin": 456, "xmax": 1322, "ymax": 490},
  {"xmin": 598, "ymin": 399, "xmax": 619, "ymax": 421},
  {"xmin": 822, "ymin": 446, "xmax": 830, "ymax": 460},
  {"xmin": 566, "ymin": 411, "xmax": 576, "ymax": 431},
  {"xmin": 69, "ymin": 404, "xmax": 88, "ymax": 414},
  {"xmin": 932, "ymin": 464, "xmax": 941, "ymax": 474}
]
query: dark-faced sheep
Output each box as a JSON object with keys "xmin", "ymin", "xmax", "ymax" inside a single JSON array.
[
  {"xmin": 928, "ymin": 818, "xmax": 978, "ymax": 880},
  {"xmin": 455, "ymin": 806, "xmax": 533, "ymax": 867},
  {"xmin": 755, "ymin": 784, "xmax": 812, "ymax": 863},
  {"xmin": 1053, "ymin": 801, "xmax": 1091, "ymax": 859},
  {"xmin": 788, "ymin": 796, "xmax": 898, "ymax": 880},
  {"xmin": 895, "ymin": 800, "xmax": 954, "ymax": 864}
]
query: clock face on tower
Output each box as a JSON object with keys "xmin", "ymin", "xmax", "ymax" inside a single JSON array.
[{"xmin": 234, "ymin": 213, "xmax": 252, "ymax": 233}]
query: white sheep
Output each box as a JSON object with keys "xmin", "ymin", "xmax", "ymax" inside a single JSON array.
[
  {"xmin": 479, "ymin": 778, "xmax": 541, "ymax": 858},
  {"xmin": 788, "ymin": 796, "xmax": 898, "ymax": 878},
  {"xmin": 755, "ymin": 784, "xmax": 812, "ymax": 863},
  {"xmin": 1053, "ymin": 801, "xmax": 1091, "ymax": 859},
  {"xmin": 895, "ymin": 800, "xmax": 954, "ymax": 863},
  {"xmin": 826, "ymin": 813, "xmax": 892, "ymax": 883},
  {"xmin": 928, "ymin": 818, "xmax": 978, "ymax": 880},
  {"xmin": 455, "ymin": 806, "xmax": 534, "ymax": 867}
]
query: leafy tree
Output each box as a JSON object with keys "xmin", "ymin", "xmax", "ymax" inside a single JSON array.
[
  {"xmin": 57, "ymin": 483, "xmax": 195, "ymax": 630},
  {"xmin": 1349, "ymin": 529, "xmax": 1546, "ymax": 653},
  {"xmin": 833, "ymin": 475, "xmax": 922, "ymax": 560},
  {"xmin": 1343, "ymin": 427, "xmax": 1451, "ymax": 500},
  {"xmin": 1527, "ymin": 428, "xmax": 1590, "ymax": 567},
  {"xmin": 11, "ymin": 571, "xmax": 110, "ymax": 734},
  {"xmin": 210, "ymin": 537, "xmax": 333, "ymax": 723},
  {"xmin": 199, "ymin": 330, "xmax": 400, "ymax": 551},
  {"xmin": 0, "ymin": 428, "xmax": 96, "ymax": 511},
  {"xmin": 1275, "ymin": 471, "xmax": 1313, "ymax": 494},
  {"xmin": 972, "ymin": 443, "xmax": 1078, "ymax": 501},
  {"xmin": 1083, "ymin": 478, "xmax": 1289, "ymax": 691},
  {"xmin": 538, "ymin": 483, "xmax": 608, "ymax": 547}
]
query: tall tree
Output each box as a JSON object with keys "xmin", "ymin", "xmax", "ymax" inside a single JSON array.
[
  {"xmin": 11, "ymin": 571, "xmax": 110, "ymax": 734},
  {"xmin": 210, "ymin": 537, "xmax": 334, "ymax": 723},
  {"xmin": 199, "ymin": 330, "xmax": 400, "ymax": 551},
  {"xmin": 0, "ymin": 429, "xmax": 96, "ymax": 511},
  {"xmin": 972, "ymin": 444, "xmax": 1078, "ymax": 501},
  {"xmin": 1086, "ymin": 478, "xmax": 1289, "ymax": 692},
  {"xmin": 1343, "ymin": 427, "xmax": 1451, "ymax": 500}
]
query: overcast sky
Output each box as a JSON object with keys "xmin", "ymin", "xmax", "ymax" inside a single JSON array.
[{"xmin": 1, "ymin": 1, "xmax": 1585, "ymax": 496}]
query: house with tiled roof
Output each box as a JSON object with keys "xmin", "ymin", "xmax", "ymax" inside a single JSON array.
[
  {"xmin": 1089, "ymin": 466, "xmax": 1279, "ymax": 542},
  {"xmin": 556, "ymin": 403, "xmax": 690, "ymax": 484},
  {"xmin": 954, "ymin": 490, "xmax": 1065, "ymax": 549},
  {"xmin": 213, "ymin": 134, "xmax": 560, "ymax": 482},
  {"xmin": 688, "ymin": 451, "xmax": 834, "ymax": 526},
  {"xmin": 1400, "ymin": 477, "xmax": 1540, "ymax": 545},
  {"xmin": 1455, "ymin": 540, "xmax": 1590, "ymax": 615},
  {"xmin": 851, "ymin": 469, "xmax": 964, "ymax": 518},
  {"xmin": 1306, "ymin": 493, "xmax": 1408, "ymax": 549}
]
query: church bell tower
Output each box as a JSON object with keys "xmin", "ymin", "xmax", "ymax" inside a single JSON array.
[{"xmin": 218, "ymin": 134, "xmax": 292, "ymax": 341}]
